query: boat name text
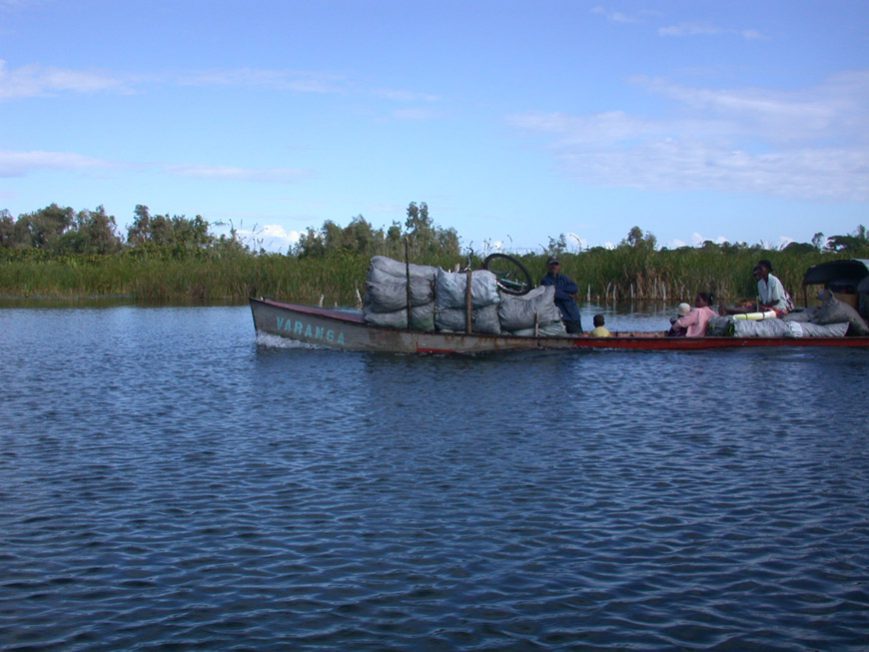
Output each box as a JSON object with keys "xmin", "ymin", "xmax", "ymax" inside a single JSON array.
[{"xmin": 275, "ymin": 316, "xmax": 346, "ymax": 345}]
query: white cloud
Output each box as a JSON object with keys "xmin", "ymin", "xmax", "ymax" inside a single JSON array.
[
  {"xmin": 391, "ymin": 107, "xmax": 441, "ymax": 121},
  {"xmin": 0, "ymin": 59, "xmax": 130, "ymax": 99},
  {"xmin": 374, "ymin": 88, "xmax": 440, "ymax": 103},
  {"xmin": 176, "ymin": 68, "xmax": 346, "ymax": 94},
  {"xmin": 165, "ymin": 164, "xmax": 309, "ymax": 183},
  {"xmin": 590, "ymin": 5, "xmax": 654, "ymax": 24},
  {"xmin": 691, "ymin": 232, "xmax": 728, "ymax": 246},
  {"xmin": 508, "ymin": 71, "xmax": 869, "ymax": 202},
  {"xmin": 0, "ymin": 61, "xmax": 354, "ymax": 99},
  {"xmin": 0, "ymin": 61, "xmax": 436, "ymax": 103},
  {"xmin": 633, "ymin": 76, "xmax": 847, "ymax": 140},
  {"xmin": 591, "ymin": 6, "xmax": 636, "ymax": 24},
  {"xmin": 238, "ymin": 224, "xmax": 301, "ymax": 252},
  {"xmin": 0, "ymin": 149, "xmax": 310, "ymax": 186},
  {"xmin": 0, "ymin": 0, "xmax": 39, "ymax": 9},
  {"xmin": 0, "ymin": 149, "xmax": 112, "ymax": 176},
  {"xmin": 658, "ymin": 22, "xmax": 764, "ymax": 40},
  {"xmin": 658, "ymin": 22, "xmax": 722, "ymax": 37},
  {"xmin": 591, "ymin": 6, "xmax": 757, "ymax": 39}
]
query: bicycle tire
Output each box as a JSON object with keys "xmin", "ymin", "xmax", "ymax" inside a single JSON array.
[{"xmin": 483, "ymin": 253, "xmax": 534, "ymax": 296}]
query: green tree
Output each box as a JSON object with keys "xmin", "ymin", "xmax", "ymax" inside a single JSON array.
[
  {"xmin": 126, "ymin": 204, "xmax": 153, "ymax": 246},
  {"xmin": 293, "ymin": 226, "xmax": 326, "ymax": 258},
  {"xmin": 385, "ymin": 221, "xmax": 404, "ymax": 258},
  {"xmin": 615, "ymin": 226, "xmax": 660, "ymax": 297},
  {"xmin": 58, "ymin": 205, "xmax": 122, "ymax": 254},
  {"xmin": 436, "ymin": 226, "xmax": 461, "ymax": 258},
  {"xmin": 546, "ymin": 233, "xmax": 567, "ymax": 257},
  {"xmin": 621, "ymin": 226, "xmax": 657, "ymax": 251},
  {"xmin": 16, "ymin": 204, "xmax": 75, "ymax": 250},
  {"xmin": 342, "ymin": 215, "xmax": 383, "ymax": 254},
  {"xmin": 827, "ymin": 225, "xmax": 869, "ymax": 253},
  {"xmin": 126, "ymin": 205, "xmax": 212, "ymax": 254},
  {"xmin": 169, "ymin": 214, "xmax": 210, "ymax": 249},
  {"xmin": 0, "ymin": 210, "xmax": 16, "ymax": 248},
  {"xmin": 292, "ymin": 202, "xmax": 459, "ymax": 259},
  {"xmin": 405, "ymin": 201, "xmax": 437, "ymax": 255},
  {"xmin": 83, "ymin": 206, "xmax": 122, "ymax": 253},
  {"xmin": 403, "ymin": 201, "xmax": 460, "ymax": 258},
  {"xmin": 292, "ymin": 216, "xmax": 386, "ymax": 257},
  {"xmin": 782, "ymin": 241, "xmax": 815, "ymax": 254}
]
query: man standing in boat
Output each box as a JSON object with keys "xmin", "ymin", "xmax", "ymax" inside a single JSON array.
[{"xmin": 540, "ymin": 257, "xmax": 583, "ymax": 334}]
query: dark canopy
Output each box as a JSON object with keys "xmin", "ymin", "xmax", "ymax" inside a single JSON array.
[{"xmin": 803, "ymin": 259, "xmax": 869, "ymax": 288}]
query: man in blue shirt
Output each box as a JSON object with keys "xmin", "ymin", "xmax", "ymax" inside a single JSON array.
[{"xmin": 540, "ymin": 257, "xmax": 583, "ymax": 333}]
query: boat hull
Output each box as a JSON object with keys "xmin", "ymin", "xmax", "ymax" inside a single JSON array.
[{"xmin": 251, "ymin": 298, "xmax": 869, "ymax": 354}]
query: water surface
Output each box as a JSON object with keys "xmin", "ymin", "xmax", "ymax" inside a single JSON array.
[{"xmin": 1, "ymin": 306, "xmax": 867, "ymax": 650}]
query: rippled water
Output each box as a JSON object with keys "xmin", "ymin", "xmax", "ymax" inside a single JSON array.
[{"xmin": 1, "ymin": 306, "xmax": 867, "ymax": 650}]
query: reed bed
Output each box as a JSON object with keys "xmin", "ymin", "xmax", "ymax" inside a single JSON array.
[
  {"xmin": 520, "ymin": 248, "xmax": 831, "ymax": 307},
  {"xmin": 0, "ymin": 247, "xmax": 851, "ymax": 307}
]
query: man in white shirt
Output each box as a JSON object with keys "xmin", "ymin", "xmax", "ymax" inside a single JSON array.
[{"xmin": 755, "ymin": 259, "xmax": 793, "ymax": 315}]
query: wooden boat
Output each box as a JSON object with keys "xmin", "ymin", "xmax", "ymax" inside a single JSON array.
[{"xmin": 250, "ymin": 297, "xmax": 869, "ymax": 354}]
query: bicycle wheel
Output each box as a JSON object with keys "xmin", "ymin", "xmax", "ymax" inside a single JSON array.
[{"xmin": 483, "ymin": 253, "xmax": 533, "ymax": 295}]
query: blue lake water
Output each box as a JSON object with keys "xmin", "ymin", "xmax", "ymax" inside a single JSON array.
[{"xmin": 1, "ymin": 305, "xmax": 867, "ymax": 650}]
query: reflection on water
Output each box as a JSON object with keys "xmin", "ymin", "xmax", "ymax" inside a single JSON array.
[{"xmin": 1, "ymin": 306, "xmax": 867, "ymax": 650}]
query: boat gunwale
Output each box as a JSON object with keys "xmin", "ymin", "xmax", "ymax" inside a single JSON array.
[{"xmin": 251, "ymin": 297, "xmax": 869, "ymax": 352}]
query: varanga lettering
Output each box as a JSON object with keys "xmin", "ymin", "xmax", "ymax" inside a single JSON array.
[{"xmin": 275, "ymin": 316, "xmax": 346, "ymax": 345}]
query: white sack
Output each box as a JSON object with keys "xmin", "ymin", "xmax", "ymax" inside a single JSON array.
[
  {"xmin": 435, "ymin": 304, "xmax": 501, "ymax": 335},
  {"xmin": 435, "ymin": 269, "xmax": 500, "ymax": 310},
  {"xmin": 497, "ymin": 285, "xmax": 562, "ymax": 331}
]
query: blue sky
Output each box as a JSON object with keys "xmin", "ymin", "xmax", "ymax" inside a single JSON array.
[{"xmin": 1, "ymin": 0, "xmax": 867, "ymax": 253}]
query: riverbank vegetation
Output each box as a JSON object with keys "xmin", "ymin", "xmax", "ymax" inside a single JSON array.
[{"xmin": 2, "ymin": 202, "xmax": 867, "ymax": 307}]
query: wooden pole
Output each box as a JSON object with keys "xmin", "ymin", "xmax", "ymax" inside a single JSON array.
[
  {"xmin": 404, "ymin": 239, "xmax": 412, "ymax": 330},
  {"xmin": 465, "ymin": 268, "xmax": 473, "ymax": 334}
]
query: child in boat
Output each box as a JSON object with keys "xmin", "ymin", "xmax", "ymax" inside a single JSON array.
[
  {"xmin": 667, "ymin": 303, "xmax": 691, "ymax": 336},
  {"xmin": 670, "ymin": 293, "xmax": 717, "ymax": 337},
  {"xmin": 590, "ymin": 314, "xmax": 611, "ymax": 337}
]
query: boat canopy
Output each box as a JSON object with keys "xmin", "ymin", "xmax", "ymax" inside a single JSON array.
[{"xmin": 803, "ymin": 259, "xmax": 869, "ymax": 290}]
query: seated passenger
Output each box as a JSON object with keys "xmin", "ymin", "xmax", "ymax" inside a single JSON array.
[
  {"xmin": 756, "ymin": 259, "xmax": 794, "ymax": 316},
  {"xmin": 720, "ymin": 260, "xmax": 793, "ymax": 317},
  {"xmin": 670, "ymin": 293, "xmax": 717, "ymax": 337},
  {"xmin": 667, "ymin": 303, "xmax": 691, "ymax": 336},
  {"xmin": 590, "ymin": 313, "xmax": 611, "ymax": 337}
]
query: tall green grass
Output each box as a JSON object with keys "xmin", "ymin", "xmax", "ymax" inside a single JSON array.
[
  {"xmin": 515, "ymin": 248, "xmax": 839, "ymax": 307},
  {"xmin": 0, "ymin": 247, "xmax": 859, "ymax": 306}
]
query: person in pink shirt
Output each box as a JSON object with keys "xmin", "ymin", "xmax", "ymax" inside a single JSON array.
[{"xmin": 671, "ymin": 292, "xmax": 717, "ymax": 337}]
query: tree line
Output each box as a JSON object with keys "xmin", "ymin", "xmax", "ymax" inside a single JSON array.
[
  {"xmin": 2, "ymin": 202, "xmax": 866, "ymax": 260},
  {"xmin": 292, "ymin": 202, "xmax": 460, "ymax": 259},
  {"xmin": 0, "ymin": 201, "xmax": 461, "ymax": 260},
  {"xmin": 0, "ymin": 202, "xmax": 869, "ymax": 258},
  {"xmin": 1, "ymin": 200, "xmax": 867, "ymax": 304}
]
